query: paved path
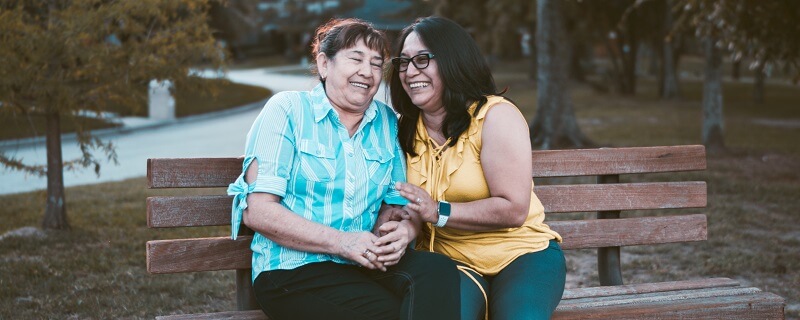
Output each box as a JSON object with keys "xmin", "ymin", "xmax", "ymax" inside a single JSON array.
[{"xmin": 0, "ymin": 66, "xmax": 388, "ymax": 195}]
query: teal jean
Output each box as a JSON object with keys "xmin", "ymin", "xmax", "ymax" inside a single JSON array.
[{"xmin": 460, "ymin": 240, "xmax": 566, "ymax": 320}]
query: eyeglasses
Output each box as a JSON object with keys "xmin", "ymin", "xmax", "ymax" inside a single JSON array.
[{"xmin": 391, "ymin": 53, "xmax": 435, "ymax": 72}]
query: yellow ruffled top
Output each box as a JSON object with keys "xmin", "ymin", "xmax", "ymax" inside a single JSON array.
[{"xmin": 408, "ymin": 96, "xmax": 562, "ymax": 276}]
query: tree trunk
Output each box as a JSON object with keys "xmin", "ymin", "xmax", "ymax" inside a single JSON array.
[
  {"xmin": 731, "ymin": 59, "xmax": 741, "ymax": 81},
  {"xmin": 526, "ymin": 19, "xmax": 537, "ymax": 81},
  {"xmin": 702, "ymin": 37, "xmax": 725, "ymax": 153},
  {"xmin": 530, "ymin": 0, "xmax": 591, "ymax": 149},
  {"xmin": 754, "ymin": 63, "xmax": 765, "ymax": 104},
  {"xmin": 569, "ymin": 41, "xmax": 586, "ymax": 82},
  {"xmin": 616, "ymin": 10, "xmax": 639, "ymax": 96},
  {"xmin": 619, "ymin": 38, "xmax": 638, "ymax": 95},
  {"xmin": 661, "ymin": 1, "xmax": 680, "ymax": 99},
  {"xmin": 42, "ymin": 110, "xmax": 69, "ymax": 230}
]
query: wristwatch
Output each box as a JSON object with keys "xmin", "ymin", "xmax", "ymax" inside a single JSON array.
[{"xmin": 435, "ymin": 200, "xmax": 451, "ymax": 227}]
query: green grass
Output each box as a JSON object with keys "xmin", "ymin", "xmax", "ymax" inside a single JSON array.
[
  {"xmin": 0, "ymin": 182, "xmax": 235, "ymax": 319},
  {"xmin": 0, "ymin": 79, "xmax": 271, "ymax": 141},
  {"xmin": 1, "ymin": 59, "xmax": 799, "ymax": 318},
  {"xmin": 0, "ymin": 113, "xmax": 118, "ymax": 141}
]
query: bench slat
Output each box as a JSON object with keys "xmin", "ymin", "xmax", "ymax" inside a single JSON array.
[
  {"xmin": 147, "ymin": 236, "xmax": 253, "ymax": 274},
  {"xmin": 561, "ymin": 277, "xmax": 740, "ymax": 300},
  {"xmin": 148, "ymin": 158, "xmax": 242, "ymax": 189},
  {"xmin": 146, "ymin": 145, "xmax": 706, "ymax": 188},
  {"xmin": 146, "ymin": 214, "xmax": 706, "ymax": 273},
  {"xmin": 554, "ymin": 287, "xmax": 785, "ymax": 319},
  {"xmin": 532, "ymin": 145, "xmax": 706, "ymax": 177},
  {"xmin": 156, "ymin": 310, "xmax": 267, "ymax": 320},
  {"xmin": 147, "ymin": 195, "xmax": 231, "ymax": 228},
  {"xmin": 554, "ymin": 214, "xmax": 707, "ymax": 250},
  {"xmin": 147, "ymin": 182, "xmax": 706, "ymax": 228},
  {"xmin": 537, "ymin": 181, "xmax": 706, "ymax": 213}
]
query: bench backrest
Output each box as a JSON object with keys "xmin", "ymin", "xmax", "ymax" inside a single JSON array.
[{"xmin": 145, "ymin": 145, "xmax": 707, "ymax": 308}]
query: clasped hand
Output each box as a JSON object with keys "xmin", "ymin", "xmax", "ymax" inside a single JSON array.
[{"xmin": 336, "ymin": 205, "xmax": 414, "ymax": 271}]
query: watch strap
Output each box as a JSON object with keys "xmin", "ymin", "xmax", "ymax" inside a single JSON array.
[
  {"xmin": 435, "ymin": 214, "xmax": 449, "ymax": 228},
  {"xmin": 435, "ymin": 200, "xmax": 451, "ymax": 227}
]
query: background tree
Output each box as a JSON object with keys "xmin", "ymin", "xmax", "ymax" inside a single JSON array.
[
  {"xmin": 0, "ymin": 0, "xmax": 225, "ymax": 230},
  {"xmin": 659, "ymin": 0, "xmax": 682, "ymax": 99},
  {"xmin": 673, "ymin": 0, "xmax": 800, "ymax": 151},
  {"xmin": 573, "ymin": 0, "xmax": 637, "ymax": 95},
  {"xmin": 530, "ymin": 0, "xmax": 592, "ymax": 149},
  {"xmin": 208, "ymin": 0, "xmax": 259, "ymax": 60},
  {"xmin": 435, "ymin": 0, "xmax": 532, "ymax": 65}
]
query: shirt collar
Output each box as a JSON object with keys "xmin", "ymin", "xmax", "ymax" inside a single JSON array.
[{"xmin": 310, "ymin": 83, "xmax": 378, "ymax": 124}]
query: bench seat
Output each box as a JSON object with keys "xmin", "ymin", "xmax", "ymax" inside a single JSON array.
[{"xmin": 155, "ymin": 278, "xmax": 784, "ymax": 320}]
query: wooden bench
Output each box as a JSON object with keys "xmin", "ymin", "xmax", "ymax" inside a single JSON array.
[{"xmin": 146, "ymin": 144, "xmax": 785, "ymax": 319}]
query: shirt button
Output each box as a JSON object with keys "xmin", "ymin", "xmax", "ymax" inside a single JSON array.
[{"xmin": 347, "ymin": 152, "xmax": 354, "ymax": 157}]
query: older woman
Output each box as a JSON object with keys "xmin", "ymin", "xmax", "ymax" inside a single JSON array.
[
  {"xmin": 388, "ymin": 17, "xmax": 566, "ymax": 320},
  {"xmin": 227, "ymin": 18, "xmax": 459, "ymax": 320}
]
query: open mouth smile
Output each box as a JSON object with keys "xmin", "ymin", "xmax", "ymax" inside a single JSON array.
[{"xmin": 350, "ymin": 82, "xmax": 369, "ymax": 89}]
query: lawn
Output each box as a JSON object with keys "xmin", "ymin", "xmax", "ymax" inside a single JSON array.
[
  {"xmin": 1, "ymin": 60, "xmax": 798, "ymax": 319},
  {"xmin": 0, "ymin": 78, "xmax": 271, "ymax": 141}
]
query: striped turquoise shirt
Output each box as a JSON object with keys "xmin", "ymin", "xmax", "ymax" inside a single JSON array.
[{"xmin": 227, "ymin": 83, "xmax": 408, "ymax": 280}]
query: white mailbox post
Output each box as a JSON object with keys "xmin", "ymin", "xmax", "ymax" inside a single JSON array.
[{"xmin": 148, "ymin": 79, "xmax": 175, "ymax": 120}]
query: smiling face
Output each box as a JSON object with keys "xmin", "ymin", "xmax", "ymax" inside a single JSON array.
[
  {"xmin": 317, "ymin": 39, "xmax": 383, "ymax": 115},
  {"xmin": 399, "ymin": 32, "xmax": 444, "ymax": 113}
]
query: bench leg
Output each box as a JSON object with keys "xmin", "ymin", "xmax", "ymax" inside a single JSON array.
[{"xmin": 236, "ymin": 269, "xmax": 260, "ymax": 310}]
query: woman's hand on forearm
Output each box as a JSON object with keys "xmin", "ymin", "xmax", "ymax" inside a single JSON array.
[{"xmin": 394, "ymin": 182, "xmax": 438, "ymax": 224}]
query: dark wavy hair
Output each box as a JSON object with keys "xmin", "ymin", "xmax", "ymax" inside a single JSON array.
[
  {"xmin": 311, "ymin": 18, "xmax": 389, "ymax": 84},
  {"xmin": 389, "ymin": 16, "xmax": 504, "ymax": 156}
]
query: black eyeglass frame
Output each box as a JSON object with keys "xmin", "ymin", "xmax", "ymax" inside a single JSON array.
[{"xmin": 391, "ymin": 53, "xmax": 436, "ymax": 72}]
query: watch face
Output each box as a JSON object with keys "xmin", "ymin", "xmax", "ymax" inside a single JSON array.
[{"xmin": 438, "ymin": 201, "xmax": 452, "ymax": 216}]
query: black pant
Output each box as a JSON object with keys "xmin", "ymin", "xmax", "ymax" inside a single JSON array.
[{"xmin": 254, "ymin": 249, "xmax": 460, "ymax": 320}]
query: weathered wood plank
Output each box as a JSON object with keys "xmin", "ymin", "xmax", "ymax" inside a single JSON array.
[
  {"xmin": 561, "ymin": 286, "xmax": 764, "ymax": 308},
  {"xmin": 146, "ymin": 215, "xmax": 706, "ymax": 273},
  {"xmin": 551, "ymin": 214, "xmax": 707, "ymax": 250},
  {"xmin": 147, "ymin": 195, "xmax": 231, "ymax": 228},
  {"xmin": 147, "ymin": 236, "xmax": 252, "ymax": 274},
  {"xmin": 537, "ymin": 182, "xmax": 706, "ymax": 213},
  {"xmin": 156, "ymin": 310, "xmax": 267, "ymax": 320},
  {"xmin": 561, "ymin": 278, "xmax": 740, "ymax": 300},
  {"xmin": 148, "ymin": 158, "xmax": 242, "ymax": 189},
  {"xmin": 554, "ymin": 287, "xmax": 785, "ymax": 319},
  {"xmin": 146, "ymin": 182, "xmax": 706, "ymax": 228},
  {"xmin": 532, "ymin": 145, "xmax": 707, "ymax": 177},
  {"xmin": 145, "ymin": 145, "xmax": 707, "ymax": 188}
]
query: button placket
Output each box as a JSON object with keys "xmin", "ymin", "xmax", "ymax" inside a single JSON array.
[{"xmin": 343, "ymin": 140, "xmax": 356, "ymax": 216}]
